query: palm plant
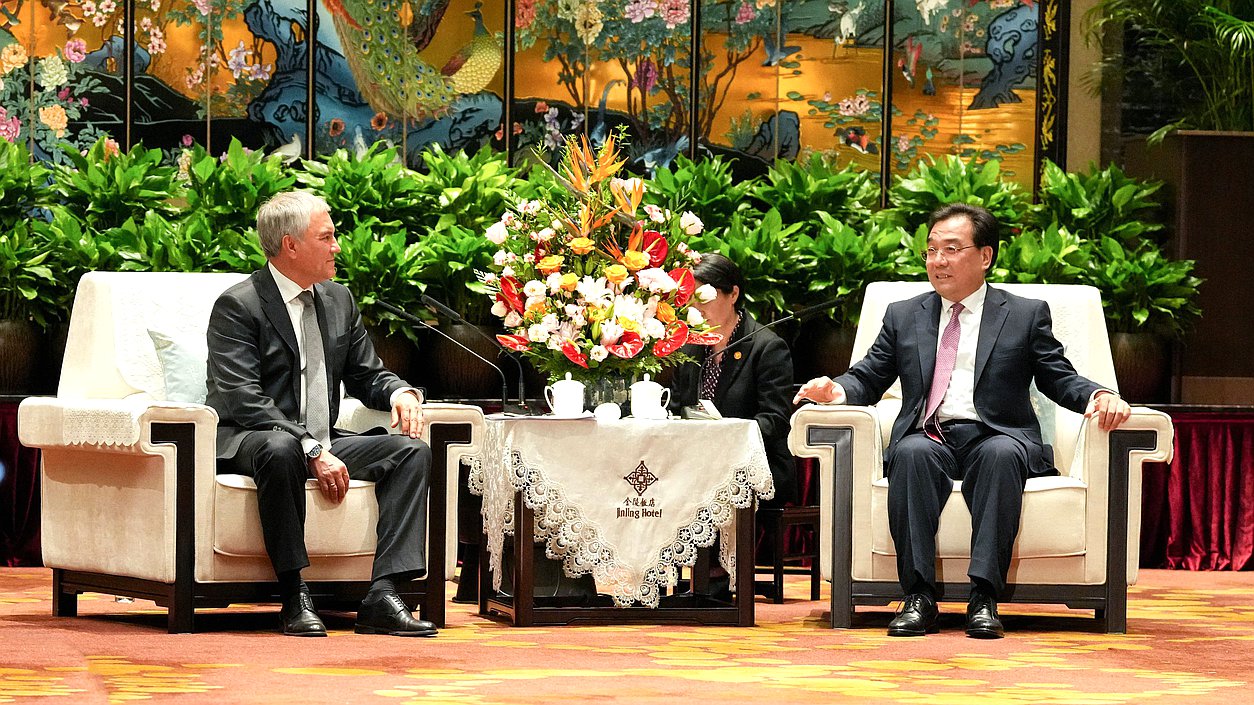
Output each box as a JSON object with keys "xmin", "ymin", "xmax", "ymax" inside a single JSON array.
[{"xmin": 1086, "ymin": 0, "xmax": 1254, "ymax": 143}]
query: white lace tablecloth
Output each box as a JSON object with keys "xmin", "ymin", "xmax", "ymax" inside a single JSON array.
[{"xmin": 469, "ymin": 416, "xmax": 774, "ymax": 608}]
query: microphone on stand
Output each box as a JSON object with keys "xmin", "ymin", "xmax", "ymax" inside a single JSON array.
[
  {"xmin": 711, "ymin": 296, "xmax": 842, "ymax": 360},
  {"xmin": 374, "ymin": 300, "xmax": 513, "ymax": 413},
  {"xmin": 420, "ymin": 294, "xmax": 528, "ymax": 412}
]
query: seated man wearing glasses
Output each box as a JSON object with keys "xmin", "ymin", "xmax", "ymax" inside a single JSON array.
[{"xmin": 794, "ymin": 203, "xmax": 1131, "ymax": 639}]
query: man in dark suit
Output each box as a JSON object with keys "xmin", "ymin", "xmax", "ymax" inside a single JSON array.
[
  {"xmin": 794, "ymin": 203, "xmax": 1131, "ymax": 638},
  {"xmin": 206, "ymin": 191, "xmax": 436, "ymax": 637}
]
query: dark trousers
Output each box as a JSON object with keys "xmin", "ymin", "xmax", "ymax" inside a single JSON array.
[
  {"xmin": 886, "ymin": 422, "xmax": 1033, "ymax": 597},
  {"xmin": 219, "ymin": 431, "xmax": 432, "ymax": 580}
]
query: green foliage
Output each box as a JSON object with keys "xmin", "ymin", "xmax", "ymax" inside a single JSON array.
[
  {"xmin": 51, "ymin": 137, "xmax": 182, "ymax": 230},
  {"xmin": 990, "ymin": 223, "xmax": 1092, "ymax": 285},
  {"xmin": 687, "ymin": 208, "xmax": 805, "ymax": 321},
  {"xmin": 0, "ymin": 221, "xmax": 59, "ymax": 328},
  {"xmin": 749, "ymin": 154, "xmax": 879, "ymax": 234},
  {"xmin": 0, "ymin": 138, "xmax": 51, "ymax": 231},
  {"xmin": 1032, "ymin": 160, "xmax": 1165, "ymax": 246},
  {"xmin": 412, "ymin": 217, "xmax": 498, "ymax": 324},
  {"xmin": 414, "ymin": 144, "xmax": 523, "ymax": 236},
  {"xmin": 886, "ymin": 156, "xmax": 1029, "ymax": 240},
  {"xmin": 297, "ymin": 143, "xmax": 428, "ymax": 233},
  {"xmin": 647, "ymin": 154, "xmax": 753, "ymax": 235},
  {"xmin": 793, "ymin": 214, "xmax": 914, "ymax": 326},
  {"xmin": 184, "ymin": 138, "xmax": 296, "ymax": 235},
  {"xmin": 1082, "ymin": 237, "xmax": 1203, "ymax": 338},
  {"xmin": 335, "ymin": 218, "xmax": 427, "ymax": 344},
  {"xmin": 1085, "ymin": 0, "xmax": 1254, "ymax": 142}
]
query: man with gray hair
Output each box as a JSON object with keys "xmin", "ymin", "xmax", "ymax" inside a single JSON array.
[{"xmin": 206, "ymin": 190, "xmax": 436, "ymax": 637}]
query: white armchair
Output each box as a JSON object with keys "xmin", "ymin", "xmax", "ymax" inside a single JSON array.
[
  {"xmin": 18, "ymin": 271, "xmax": 485, "ymax": 633},
  {"xmin": 788, "ymin": 282, "xmax": 1174, "ymax": 632}
]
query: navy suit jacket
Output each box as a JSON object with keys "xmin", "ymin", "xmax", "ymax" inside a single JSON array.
[
  {"xmin": 834, "ymin": 285, "xmax": 1101, "ymax": 474},
  {"xmin": 205, "ymin": 267, "xmax": 407, "ymax": 460}
]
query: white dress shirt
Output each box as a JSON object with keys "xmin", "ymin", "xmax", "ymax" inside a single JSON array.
[{"xmin": 928, "ymin": 284, "xmax": 986, "ymax": 425}]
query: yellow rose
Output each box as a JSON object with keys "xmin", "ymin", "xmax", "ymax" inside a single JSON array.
[
  {"xmin": 604, "ymin": 264, "xmax": 629, "ymax": 284},
  {"xmin": 38, "ymin": 104, "xmax": 68, "ymax": 138},
  {"xmin": 656, "ymin": 301, "xmax": 676, "ymax": 325},
  {"xmin": 587, "ymin": 306, "xmax": 607, "ymax": 322},
  {"xmin": 559, "ymin": 272, "xmax": 578, "ymax": 291},
  {"xmin": 537, "ymin": 254, "xmax": 564, "ymax": 274},
  {"xmin": 621, "ymin": 250, "xmax": 650, "ymax": 271},
  {"xmin": 569, "ymin": 237, "xmax": 594, "ymax": 255},
  {"xmin": 0, "ymin": 44, "xmax": 28, "ymax": 75},
  {"xmin": 617, "ymin": 316, "xmax": 640, "ymax": 333}
]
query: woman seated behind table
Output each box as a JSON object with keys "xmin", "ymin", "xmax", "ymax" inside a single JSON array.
[{"xmin": 667, "ymin": 252, "xmax": 797, "ymax": 507}]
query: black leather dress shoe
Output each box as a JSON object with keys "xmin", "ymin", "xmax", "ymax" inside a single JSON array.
[
  {"xmin": 887, "ymin": 593, "xmax": 940, "ymax": 637},
  {"xmin": 355, "ymin": 592, "xmax": 438, "ymax": 637},
  {"xmin": 280, "ymin": 591, "xmax": 327, "ymax": 637},
  {"xmin": 966, "ymin": 593, "xmax": 1005, "ymax": 639}
]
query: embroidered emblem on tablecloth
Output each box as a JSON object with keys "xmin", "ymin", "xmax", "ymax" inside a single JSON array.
[{"xmin": 623, "ymin": 461, "xmax": 658, "ymax": 496}]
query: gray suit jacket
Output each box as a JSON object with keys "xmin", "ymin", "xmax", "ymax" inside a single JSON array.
[
  {"xmin": 834, "ymin": 285, "xmax": 1101, "ymax": 474},
  {"xmin": 205, "ymin": 268, "xmax": 406, "ymax": 460}
]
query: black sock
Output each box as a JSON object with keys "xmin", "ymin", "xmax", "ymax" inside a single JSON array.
[
  {"xmin": 366, "ymin": 576, "xmax": 396, "ymax": 601},
  {"xmin": 278, "ymin": 570, "xmax": 304, "ymax": 600}
]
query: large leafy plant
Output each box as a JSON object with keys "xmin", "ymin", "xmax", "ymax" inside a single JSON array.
[
  {"xmin": 298, "ymin": 143, "xmax": 428, "ymax": 233},
  {"xmin": 335, "ymin": 218, "xmax": 428, "ymax": 344},
  {"xmin": 749, "ymin": 154, "xmax": 879, "ymax": 233},
  {"xmin": 1086, "ymin": 0, "xmax": 1254, "ymax": 142},
  {"xmin": 990, "ymin": 223, "xmax": 1092, "ymax": 285},
  {"xmin": 687, "ymin": 208, "xmax": 804, "ymax": 322},
  {"xmin": 792, "ymin": 215, "xmax": 913, "ymax": 327},
  {"xmin": 414, "ymin": 144, "xmax": 523, "ymax": 236},
  {"xmin": 184, "ymin": 138, "xmax": 296, "ymax": 235},
  {"xmin": 1082, "ymin": 237, "xmax": 1203, "ymax": 338},
  {"xmin": 647, "ymin": 154, "xmax": 754, "ymax": 237},
  {"xmin": 0, "ymin": 221, "xmax": 58, "ymax": 329},
  {"xmin": 51, "ymin": 138, "xmax": 182, "ymax": 230},
  {"xmin": 0, "ymin": 137, "xmax": 51, "ymax": 231},
  {"xmin": 412, "ymin": 218, "xmax": 497, "ymax": 325},
  {"xmin": 886, "ymin": 156, "xmax": 1029, "ymax": 240},
  {"xmin": 1031, "ymin": 160, "xmax": 1165, "ymax": 246}
]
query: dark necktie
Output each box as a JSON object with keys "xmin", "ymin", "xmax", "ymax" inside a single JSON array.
[
  {"xmin": 924, "ymin": 302, "xmax": 964, "ymax": 443},
  {"xmin": 297, "ymin": 291, "xmax": 331, "ymax": 446}
]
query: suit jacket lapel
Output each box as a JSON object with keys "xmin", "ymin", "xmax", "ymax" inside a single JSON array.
[
  {"xmin": 716, "ymin": 315, "xmax": 754, "ymax": 404},
  {"xmin": 311, "ymin": 282, "xmax": 336, "ymax": 394},
  {"xmin": 975, "ymin": 285, "xmax": 1009, "ymax": 385},
  {"xmin": 914, "ymin": 293, "xmax": 941, "ymax": 384},
  {"xmin": 256, "ymin": 268, "xmax": 299, "ymax": 355}
]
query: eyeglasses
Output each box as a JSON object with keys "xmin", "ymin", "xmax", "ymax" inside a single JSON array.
[{"xmin": 920, "ymin": 244, "xmax": 977, "ymax": 261}]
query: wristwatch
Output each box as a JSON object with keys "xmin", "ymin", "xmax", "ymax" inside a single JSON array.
[{"xmin": 306, "ymin": 443, "xmax": 323, "ymax": 460}]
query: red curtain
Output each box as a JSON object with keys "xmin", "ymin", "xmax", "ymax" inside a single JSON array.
[
  {"xmin": 1141, "ymin": 412, "xmax": 1254, "ymax": 570},
  {"xmin": 0, "ymin": 401, "xmax": 41, "ymax": 566}
]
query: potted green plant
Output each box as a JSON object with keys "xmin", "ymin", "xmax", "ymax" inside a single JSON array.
[
  {"xmin": 1030, "ymin": 160, "xmax": 1165, "ymax": 246},
  {"xmin": 788, "ymin": 214, "xmax": 914, "ymax": 380},
  {"xmin": 1081, "ymin": 237, "xmax": 1203, "ymax": 401},
  {"xmin": 184, "ymin": 138, "xmax": 296, "ymax": 236},
  {"xmin": 413, "ymin": 144, "xmax": 525, "ymax": 237},
  {"xmin": 297, "ymin": 143, "xmax": 428, "ymax": 233},
  {"xmin": 1086, "ymin": 1, "xmax": 1253, "ymax": 402},
  {"xmin": 747, "ymin": 153, "xmax": 879, "ymax": 233},
  {"xmin": 334, "ymin": 217, "xmax": 427, "ymax": 379},
  {"xmin": 0, "ymin": 138, "xmax": 54, "ymax": 392},
  {"xmin": 684, "ymin": 207, "xmax": 804, "ymax": 324},
  {"xmin": 885, "ymin": 155, "xmax": 1030, "ymax": 242},
  {"xmin": 50, "ymin": 137, "xmax": 182, "ymax": 230}
]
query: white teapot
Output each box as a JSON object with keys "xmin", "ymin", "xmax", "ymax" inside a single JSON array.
[
  {"xmin": 629, "ymin": 373, "xmax": 670, "ymax": 420},
  {"xmin": 544, "ymin": 373, "xmax": 586, "ymax": 417}
]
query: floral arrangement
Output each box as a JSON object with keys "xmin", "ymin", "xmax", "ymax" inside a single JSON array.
[
  {"xmin": 0, "ymin": 40, "xmax": 110, "ymax": 160},
  {"xmin": 480, "ymin": 134, "xmax": 721, "ymax": 382}
]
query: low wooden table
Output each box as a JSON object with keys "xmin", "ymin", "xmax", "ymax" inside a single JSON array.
[{"xmin": 471, "ymin": 416, "xmax": 773, "ymax": 626}]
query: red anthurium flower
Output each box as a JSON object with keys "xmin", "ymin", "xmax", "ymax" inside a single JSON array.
[
  {"xmin": 641, "ymin": 229, "xmax": 668, "ymax": 267},
  {"xmin": 499, "ymin": 276, "xmax": 525, "ymax": 313},
  {"xmin": 669, "ymin": 267, "xmax": 695, "ymax": 305},
  {"xmin": 561, "ymin": 340, "xmax": 589, "ymax": 368},
  {"xmin": 686, "ymin": 330, "xmax": 723, "ymax": 346},
  {"xmin": 606, "ymin": 331, "xmax": 644, "ymax": 359},
  {"xmin": 653, "ymin": 322, "xmax": 688, "ymax": 358},
  {"xmin": 497, "ymin": 334, "xmax": 531, "ymax": 352}
]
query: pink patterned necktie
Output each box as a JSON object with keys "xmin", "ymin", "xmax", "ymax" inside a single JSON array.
[{"xmin": 924, "ymin": 302, "xmax": 964, "ymax": 442}]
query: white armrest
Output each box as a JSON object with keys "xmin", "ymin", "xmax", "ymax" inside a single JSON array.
[
  {"xmin": 1068, "ymin": 406, "xmax": 1175, "ymax": 482},
  {"xmin": 18, "ymin": 396, "xmax": 219, "ymax": 450}
]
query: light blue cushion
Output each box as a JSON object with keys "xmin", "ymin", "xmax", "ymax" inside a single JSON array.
[{"xmin": 147, "ymin": 328, "xmax": 208, "ymax": 404}]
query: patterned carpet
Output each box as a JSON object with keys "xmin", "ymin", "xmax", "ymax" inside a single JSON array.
[{"xmin": 0, "ymin": 568, "xmax": 1250, "ymax": 704}]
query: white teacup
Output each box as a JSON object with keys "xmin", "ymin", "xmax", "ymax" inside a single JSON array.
[
  {"xmin": 629, "ymin": 373, "xmax": 670, "ymax": 420},
  {"xmin": 544, "ymin": 373, "xmax": 585, "ymax": 417}
]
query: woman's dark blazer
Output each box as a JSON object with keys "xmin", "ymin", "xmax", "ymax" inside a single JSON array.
[{"xmin": 669, "ymin": 313, "xmax": 797, "ymax": 505}]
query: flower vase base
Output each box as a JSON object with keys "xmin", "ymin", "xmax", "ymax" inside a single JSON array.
[{"xmin": 586, "ymin": 376, "xmax": 630, "ymax": 410}]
